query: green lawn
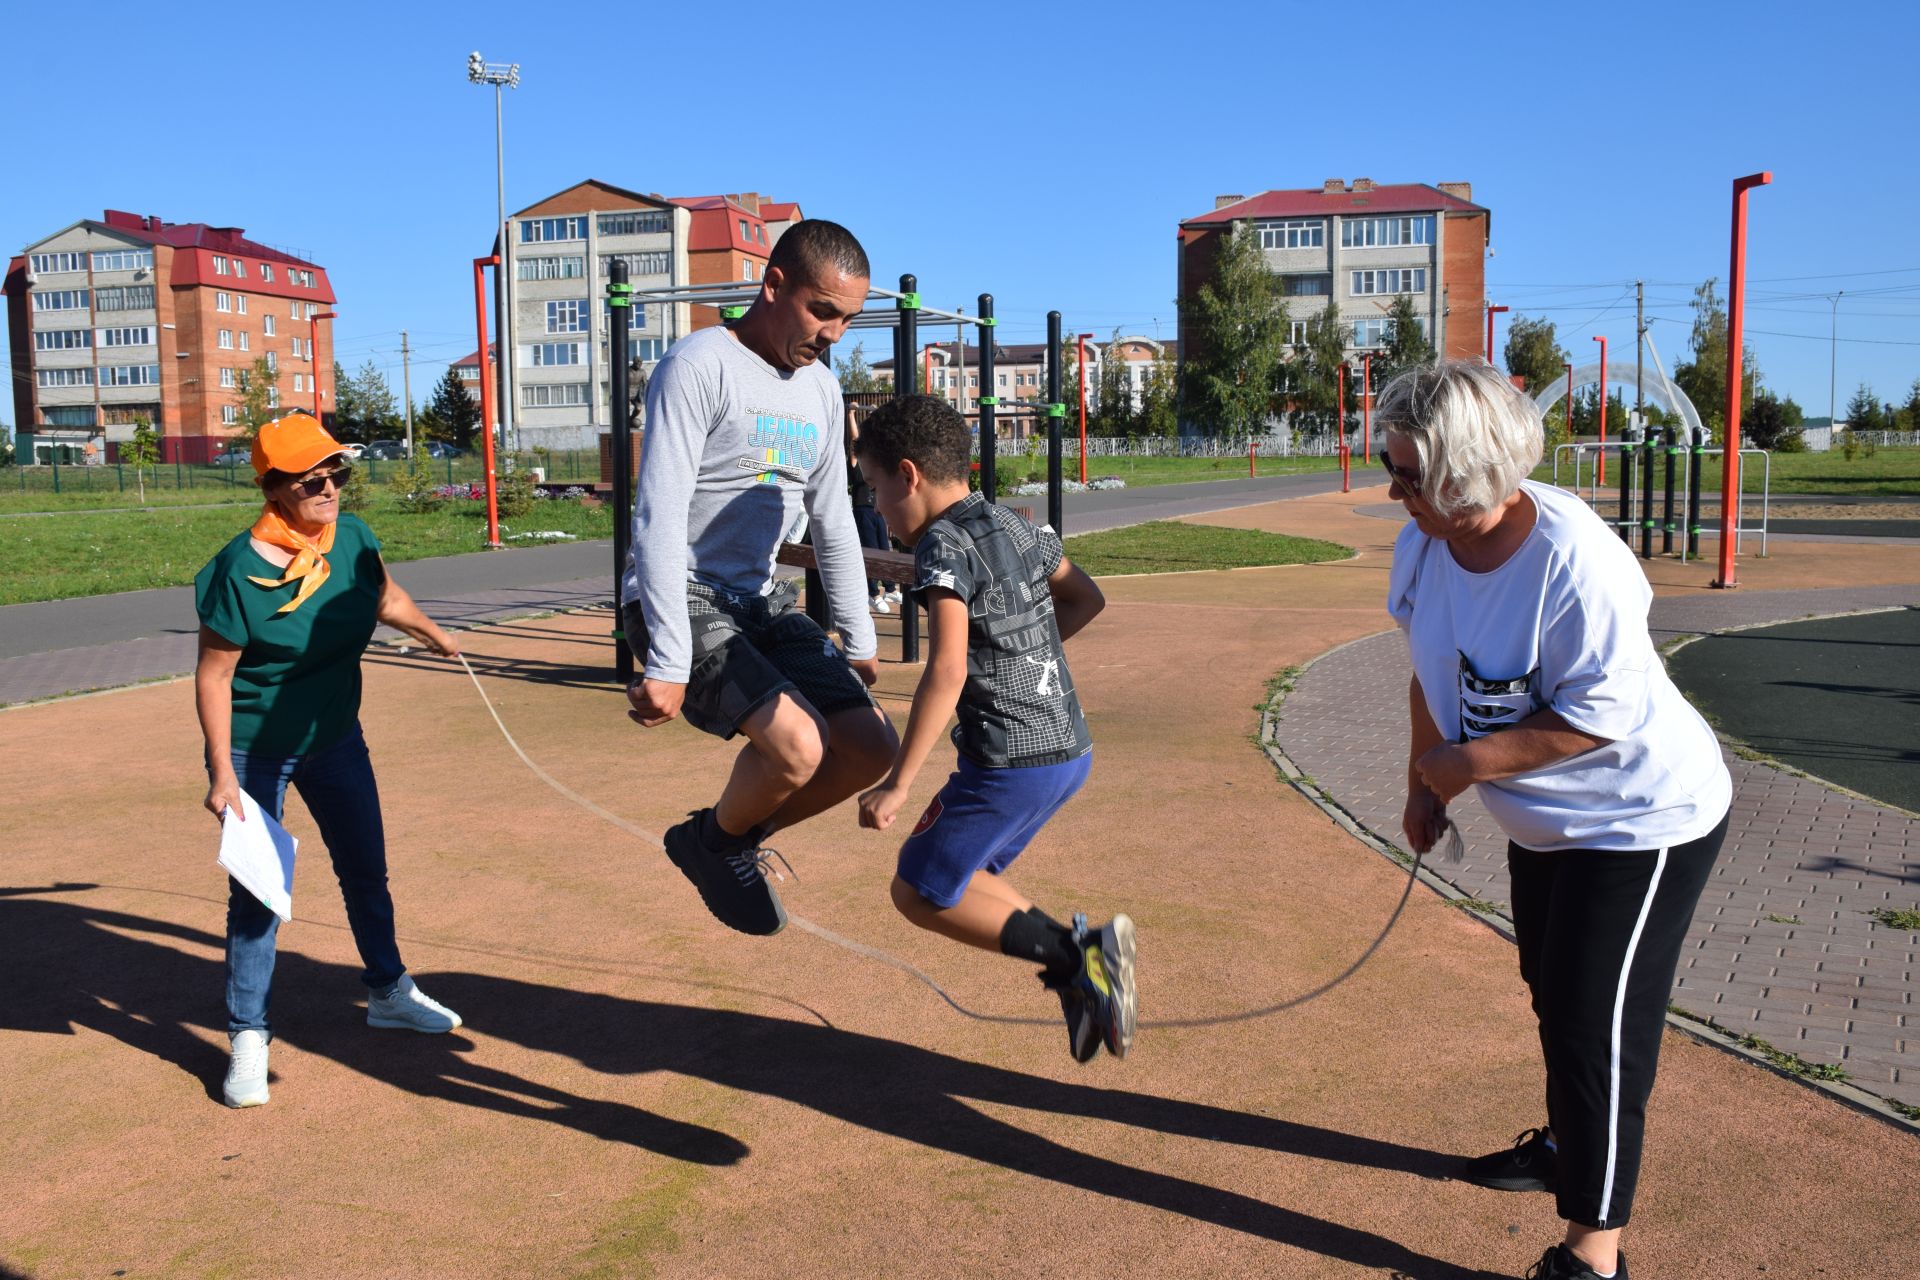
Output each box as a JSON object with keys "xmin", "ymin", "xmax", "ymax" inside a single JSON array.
[
  {"xmin": 0, "ymin": 496, "xmax": 613, "ymax": 606},
  {"xmin": 994, "ymin": 452, "xmax": 1343, "ymax": 491},
  {"xmin": 1064, "ymin": 520, "xmax": 1351, "ymax": 577},
  {"xmin": 1537, "ymin": 446, "xmax": 1920, "ymax": 497}
]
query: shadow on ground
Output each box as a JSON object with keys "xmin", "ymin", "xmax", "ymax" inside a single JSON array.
[{"xmin": 3, "ymin": 886, "xmax": 1500, "ymax": 1279}]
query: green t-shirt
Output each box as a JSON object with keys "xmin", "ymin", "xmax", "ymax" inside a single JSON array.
[{"xmin": 194, "ymin": 513, "xmax": 385, "ymax": 756}]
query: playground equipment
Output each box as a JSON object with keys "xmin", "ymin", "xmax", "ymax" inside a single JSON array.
[{"xmin": 1552, "ymin": 439, "xmax": 1770, "ymax": 563}]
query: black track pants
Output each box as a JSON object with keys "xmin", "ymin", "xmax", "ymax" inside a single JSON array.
[{"xmin": 1508, "ymin": 812, "xmax": 1729, "ymax": 1230}]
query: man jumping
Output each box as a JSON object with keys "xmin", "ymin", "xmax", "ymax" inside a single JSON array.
[{"xmin": 622, "ymin": 219, "xmax": 898, "ymax": 936}]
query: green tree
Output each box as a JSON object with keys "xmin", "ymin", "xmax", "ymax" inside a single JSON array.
[
  {"xmin": 1374, "ymin": 296, "xmax": 1438, "ymax": 395},
  {"xmin": 1842, "ymin": 382, "xmax": 1879, "ymax": 428},
  {"xmin": 426, "ymin": 365, "xmax": 482, "ymax": 447},
  {"xmin": 1178, "ymin": 222, "xmax": 1290, "ymax": 435},
  {"xmin": 1672, "ymin": 279, "xmax": 1760, "ymax": 444},
  {"xmin": 1291, "ymin": 305, "xmax": 1351, "ymax": 440},
  {"xmin": 330, "ymin": 360, "xmax": 360, "ymax": 438},
  {"xmin": 1503, "ymin": 314, "xmax": 1568, "ymax": 396},
  {"xmin": 349, "ymin": 360, "xmax": 400, "ymax": 439},
  {"xmin": 1899, "ymin": 377, "xmax": 1920, "ymax": 433},
  {"xmin": 1137, "ymin": 346, "xmax": 1179, "ymax": 438},
  {"xmin": 123, "ymin": 416, "xmax": 160, "ymax": 503},
  {"xmin": 413, "ymin": 402, "xmax": 450, "ymax": 444},
  {"xmin": 836, "ymin": 342, "xmax": 882, "ymax": 394},
  {"xmin": 234, "ymin": 357, "xmax": 282, "ymax": 439},
  {"xmin": 1744, "ymin": 390, "xmax": 1804, "ymax": 452},
  {"xmin": 1094, "ymin": 331, "xmax": 1136, "ymax": 437}
]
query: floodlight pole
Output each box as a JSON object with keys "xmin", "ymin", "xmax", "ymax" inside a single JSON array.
[
  {"xmin": 467, "ymin": 52, "xmax": 520, "ymax": 455},
  {"xmin": 470, "ymin": 255, "xmax": 503, "ymax": 548},
  {"xmin": 1714, "ymin": 171, "xmax": 1773, "ymax": 590}
]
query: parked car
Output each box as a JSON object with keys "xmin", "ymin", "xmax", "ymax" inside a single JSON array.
[
  {"xmin": 212, "ymin": 448, "xmax": 252, "ymax": 468},
  {"xmin": 339, "ymin": 443, "xmax": 366, "ymax": 460},
  {"xmin": 362, "ymin": 440, "xmax": 407, "ymax": 460},
  {"xmin": 421, "ymin": 441, "xmax": 469, "ymax": 459}
]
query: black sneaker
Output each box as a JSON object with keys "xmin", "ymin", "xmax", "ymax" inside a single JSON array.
[
  {"xmin": 1048, "ymin": 983, "xmax": 1102, "ymax": 1064},
  {"xmin": 1458, "ymin": 1126, "xmax": 1557, "ymax": 1192},
  {"xmin": 662, "ymin": 810, "xmax": 789, "ymax": 936},
  {"xmin": 1524, "ymin": 1244, "xmax": 1628, "ymax": 1279}
]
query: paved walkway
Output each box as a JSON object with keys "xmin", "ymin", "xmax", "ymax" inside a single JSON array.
[{"xmin": 1274, "ymin": 568, "xmax": 1920, "ymax": 1109}]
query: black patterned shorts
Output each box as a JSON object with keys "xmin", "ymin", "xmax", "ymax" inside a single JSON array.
[{"xmin": 623, "ymin": 580, "xmax": 875, "ymax": 740}]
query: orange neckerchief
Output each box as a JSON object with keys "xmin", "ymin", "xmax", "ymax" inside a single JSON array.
[{"xmin": 246, "ymin": 505, "xmax": 336, "ymax": 616}]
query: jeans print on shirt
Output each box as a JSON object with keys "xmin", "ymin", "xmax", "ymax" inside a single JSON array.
[{"xmin": 1457, "ymin": 649, "xmax": 1539, "ymax": 741}]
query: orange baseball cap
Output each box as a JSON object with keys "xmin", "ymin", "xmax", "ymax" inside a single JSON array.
[{"xmin": 252, "ymin": 411, "xmax": 348, "ymax": 477}]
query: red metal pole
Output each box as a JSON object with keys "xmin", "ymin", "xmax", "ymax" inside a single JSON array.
[
  {"xmin": 1077, "ymin": 333, "xmax": 1091, "ymax": 485},
  {"xmin": 1249, "ymin": 439, "xmax": 1257, "ymax": 477},
  {"xmin": 310, "ymin": 311, "xmax": 336, "ymax": 418},
  {"xmin": 1485, "ymin": 303, "xmax": 1509, "ymax": 365},
  {"xmin": 1338, "ymin": 361, "xmax": 1349, "ymax": 493},
  {"xmin": 471, "ymin": 255, "xmax": 502, "ymax": 549},
  {"xmin": 1362, "ymin": 353, "xmax": 1373, "ymax": 459},
  {"xmin": 1594, "ymin": 336, "xmax": 1609, "ymax": 487},
  {"xmin": 1715, "ymin": 171, "xmax": 1773, "ymax": 590}
]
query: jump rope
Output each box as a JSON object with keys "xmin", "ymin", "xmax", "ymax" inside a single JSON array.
[{"xmin": 454, "ymin": 646, "xmax": 1459, "ymax": 1031}]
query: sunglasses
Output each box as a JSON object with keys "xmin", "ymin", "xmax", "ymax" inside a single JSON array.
[
  {"xmin": 291, "ymin": 467, "xmax": 351, "ymax": 497},
  {"xmin": 1377, "ymin": 451, "xmax": 1422, "ymax": 495}
]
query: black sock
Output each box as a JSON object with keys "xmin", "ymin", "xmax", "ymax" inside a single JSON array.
[
  {"xmin": 999, "ymin": 907, "xmax": 1081, "ymax": 980},
  {"xmin": 698, "ymin": 808, "xmax": 755, "ymax": 851}
]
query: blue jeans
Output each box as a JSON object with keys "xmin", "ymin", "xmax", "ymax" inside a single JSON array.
[{"xmin": 224, "ymin": 723, "xmax": 405, "ymax": 1034}]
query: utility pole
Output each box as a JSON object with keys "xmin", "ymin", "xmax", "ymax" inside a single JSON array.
[
  {"xmin": 1635, "ymin": 281, "xmax": 1645, "ymax": 430},
  {"xmin": 400, "ymin": 330, "xmax": 415, "ymax": 458},
  {"xmin": 1829, "ymin": 291, "xmax": 1844, "ymax": 429}
]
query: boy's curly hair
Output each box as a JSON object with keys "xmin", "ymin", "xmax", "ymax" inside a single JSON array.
[{"xmin": 854, "ymin": 394, "xmax": 971, "ymax": 483}]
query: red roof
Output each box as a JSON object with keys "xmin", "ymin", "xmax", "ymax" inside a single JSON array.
[
  {"xmin": 452, "ymin": 344, "xmax": 496, "ymax": 370},
  {"xmin": 54, "ymin": 209, "xmax": 340, "ymax": 303},
  {"xmin": 759, "ymin": 201, "xmax": 802, "ymax": 222},
  {"xmin": 669, "ymin": 195, "xmax": 772, "ymax": 256},
  {"xmin": 1183, "ymin": 183, "xmax": 1485, "ymax": 227}
]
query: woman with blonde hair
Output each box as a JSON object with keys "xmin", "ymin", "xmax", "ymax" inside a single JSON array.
[
  {"xmin": 1380, "ymin": 361, "xmax": 1731, "ymax": 1280},
  {"xmin": 195, "ymin": 411, "xmax": 465, "ymax": 1109}
]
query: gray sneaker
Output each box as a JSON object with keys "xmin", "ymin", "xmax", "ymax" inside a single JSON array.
[
  {"xmin": 367, "ymin": 975, "xmax": 462, "ymax": 1032},
  {"xmin": 223, "ymin": 1029, "xmax": 270, "ymax": 1108}
]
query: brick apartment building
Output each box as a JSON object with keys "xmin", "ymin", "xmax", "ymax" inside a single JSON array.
[
  {"xmin": 4, "ymin": 210, "xmax": 337, "ymax": 463},
  {"xmin": 490, "ymin": 180, "xmax": 803, "ymax": 448},
  {"xmin": 868, "ymin": 337, "xmax": 1175, "ymax": 438},
  {"xmin": 1177, "ymin": 179, "xmax": 1489, "ymax": 412}
]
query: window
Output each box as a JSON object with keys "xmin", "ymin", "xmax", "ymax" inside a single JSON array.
[
  {"xmin": 233, "ymin": 260, "xmax": 247, "ymax": 279},
  {"xmin": 599, "ymin": 251, "xmax": 668, "ymax": 277},
  {"xmin": 265, "ymin": 351, "xmax": 277, "ymax": 372},
  {"xmin": 216, "ymin": 292, "xmax": 231, "ymax": 312},
  {"xmin": 38, "ymin": 368, "xmax": 96, "ymax": 387},
  {"xmin": 218, "ymin": 329, "xmax": 233, "ymax": 349},
  {"xmin": 99, "ymin": 326, "xmax": 154, "ymax": 346},
  {"xmin": 239, "ymin": 331, "xmax": 250, "ymax": 351},
  {"xmin": 935, "ymin": 372, "xmax": 947, "ymax": 389},
  {"xmin": 267, "ymin": 386, "xmax": 279, "ymax": 408},
  {"xmin": 520, "ymin": 216, "xmax": 588, "ymax": 243},
  {"xmin": 519, "ymin": 255, "xmax": 587, "ymax": 281},
  {"xmin": 1257, "ymin": 219, "xmax": 1325, "ymax": 250},
  {"xmin": 597, "ymin": 210, "xmax": 670, "ymax": 236},
  {"xmin": 528, "ymin": 342, "xmax": 583, "ymax": 366},
  {"xmin": 1341, "ymin": 215, "xmax": 1435, "ymax": 248},
  {"xmin": 30, "ymin": 251, "xmax": 86, "ymax": 274},
  {"xmin": 95, "ymin": 285, "xmax": 153, "ymax": 311},
  {"xmin": 739, "ymin": 218, "xmax": 751, "ymax": 241},
  {"xmin": 237, "ymin": 295, "xmax": 248, "ymax": 314},
  {"xmin": 35, "ymin": 329, "xmax": 92, "ymax": 351},
  {"xmin": 222, "ymin": 405, "xmax": 238, "ymax": 425},
  {"xmin": 102, "ymin": 365, "xmax": 160, "ymax": 386},
  {"xmin": 1349, "ymin": 268, "xmax": 1427, "ymax": 296},
  {"xmin": 756, "ymin": 224, "xmax": 767, "ymax": 245},
  {"xmin": 1282, "ymin": 274, "xmax": 1330, "ymax": 297},
  {"xmin": 969, "ymin": 374, "xmax": 978, "ymax": 388},
  {"xmin": 998, "ymin": 373, "xmax": 1007, "ymax": 387},
  {"xmin": 293, "ymin": 373, "xmax": 304, "ymax": 392},
  {"xmin": 260, "ymin": 263, "xmax": 274, "ymax": 282},
  {"xmin": 33, "ymin": 289, "xmax": 90, "ymax": 311},
  {"xmin": 90, "ymin": 249, "xmax": 153, "ymax": 272},
  {"xmin": 263, "ymin": 315, "xmax": 276, "ymax": 336},
  {"xmin": 220, "ymin": 367, "xmax": 236, "ymax": 388},
  {"xmin": 602, "ymin": 300, "xmax": 649, "ymax": 331},
  {"xmin": 213, "ymin": 256, "xmax": 230, "ymax": 275},
  {"xmin": 546, "ymin": 299, "xmax": 589, "ymax": 333},
  {"xmin": 42, "ymin": 406, "xmax": 98, "ymax": 426},
  {"xmin": 635, "ymin": 337, "xmax": 665, "ymax": 362},
  {"xmin": 1352, "ymin": 315, "xmax": 1429, "ymax": 347},
  {"xmin": 522, "ymin": 382, "xmax": 589, "ymax": 407}
]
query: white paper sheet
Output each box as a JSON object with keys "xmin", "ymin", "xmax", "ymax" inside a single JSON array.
[{"xmin": 217, "ymin": 789, "xmax": 297, "ymax": 922}]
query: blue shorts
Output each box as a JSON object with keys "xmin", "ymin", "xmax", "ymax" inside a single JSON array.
[{"xmin": 896, "ymin": 751, "xmax": 1092, "ymax": 909}]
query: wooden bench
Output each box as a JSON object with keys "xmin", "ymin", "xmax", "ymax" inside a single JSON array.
[{"xmin": 774, "ymin": 541, "xmax": 924, "ymax": 662}]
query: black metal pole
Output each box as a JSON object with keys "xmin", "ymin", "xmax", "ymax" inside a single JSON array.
[
  {"xmin": 897, "ymin": 275, "xmax": 920, "ymax": 663},
  {"xmin": 1046, "ymin": 310, "xmax": 1064, "ymax": 533},
  {"xmin": 608, "ymin": 260, "xmax": 634, "ymax": 684},
  {"xmin": 1662, "ymin": 424, "xmax": 1678, "ymax": 555},
  {"xmin": 1640, "ymin": 428, "xmax": 1656, "ymax": 558},
  {"xmin": 978, "ymin": 293, "xmax": 996, "ymax": 503},
  {"xmin": 1687, "ymin": 428, "xmax": 1705, "ymax": 559},
  {"xmin": 1618, "ymin": 431, "xmax": 1634, "ymax": 545}
]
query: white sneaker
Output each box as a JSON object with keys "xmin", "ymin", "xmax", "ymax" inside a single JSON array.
[
  {"xmin": 224, "ymin": 1029, "xmax": 270, "ymax": 1108},
  {"xmin": 884, "ymin": 589, "xmax": 903, "ymax": 604},
  {"xmin": 870, "ymin": 594, "xmax": 891, "ymax": 614},
  {"xmin": 366, "ymin": 974, "xmax": 463, "ymax": 1033}
]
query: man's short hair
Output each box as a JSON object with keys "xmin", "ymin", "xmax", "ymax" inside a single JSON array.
[
  {"xmin": 767, "ymin": 219, "xmax": 870, "ymax": 288},
  {"xmin": 854, "ymin": 395, "xmax": 971, "ymax": 484}
]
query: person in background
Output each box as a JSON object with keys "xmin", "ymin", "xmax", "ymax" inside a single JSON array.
[
  {"xmin": 195, "ymin": 411, "xmax": 466, "ymax": 1110},
  {"xmin": 847, "ymin": 402, "xmax": 901, "ymax": 614}
]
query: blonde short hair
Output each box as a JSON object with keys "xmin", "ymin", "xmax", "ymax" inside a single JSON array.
[{"xmin": 1373, "ymin": 359, "xmax": 1544, "ymax": 518}]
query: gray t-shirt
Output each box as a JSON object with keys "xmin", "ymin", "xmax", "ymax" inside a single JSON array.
[
  {"xmin": 621, "ymin": 326, "xmax": 876, "ymax": 682},
  {"xmin": 913, "ymin": 493, "xmax": 1092, "ymax": 768}
]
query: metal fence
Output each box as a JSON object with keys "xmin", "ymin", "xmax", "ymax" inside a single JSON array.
[{"xmin": 7, "ymin": 449, "xmax": 607, "ymax": 496}]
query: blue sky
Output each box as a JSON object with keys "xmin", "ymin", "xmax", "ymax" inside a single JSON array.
[{"xmin": 6, "ymin": 0, "xmax": 1917, "ymax": 425}]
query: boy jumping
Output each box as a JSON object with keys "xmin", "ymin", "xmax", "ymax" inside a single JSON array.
[{"xmin": 852, "ymin": 395, "xmax": 1135, "ymax": 1061}]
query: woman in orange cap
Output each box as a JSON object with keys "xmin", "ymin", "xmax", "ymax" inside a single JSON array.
[{"xmin": 193, "ymin": 411, "xmax": 466, "ymax": 1109}]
